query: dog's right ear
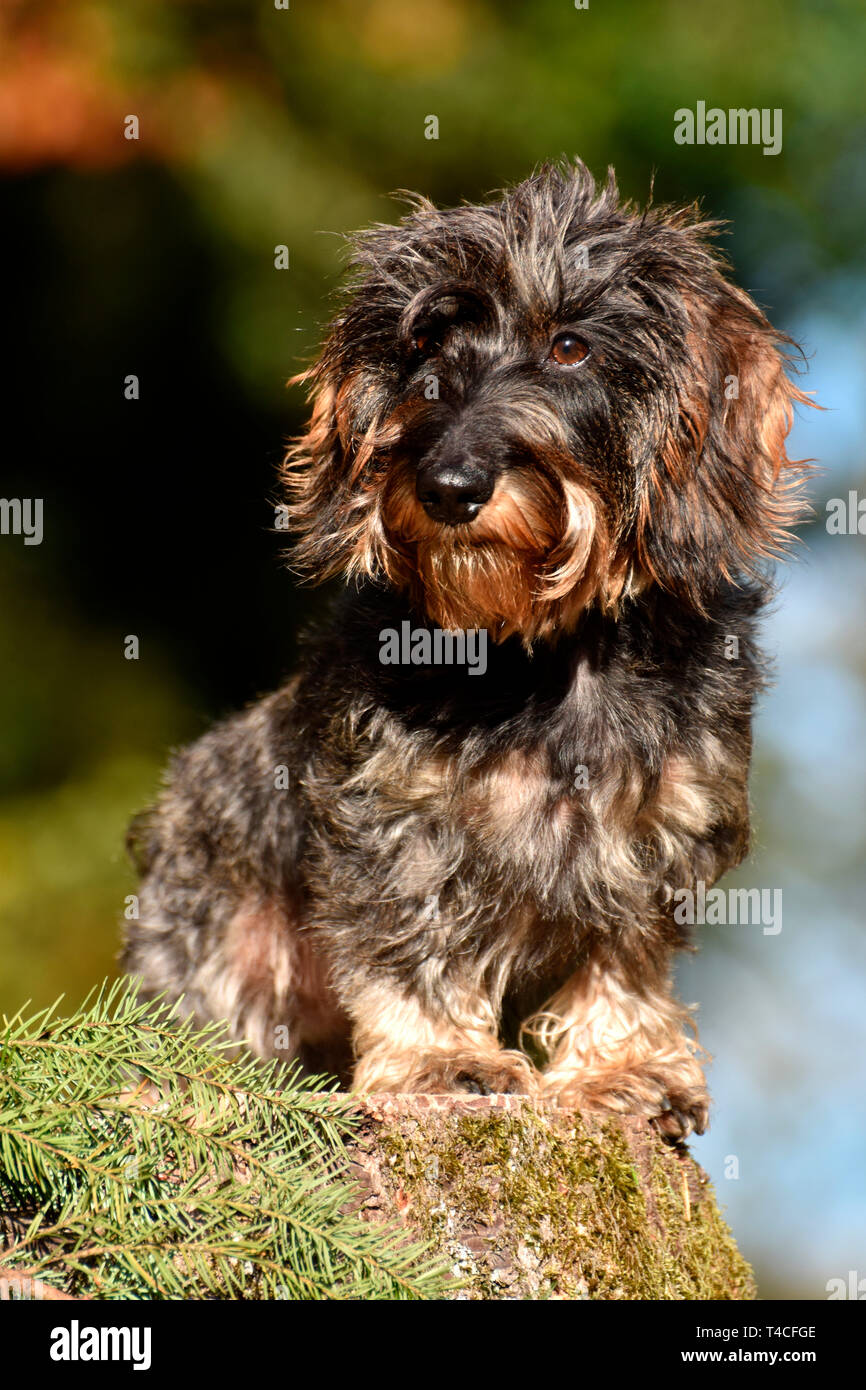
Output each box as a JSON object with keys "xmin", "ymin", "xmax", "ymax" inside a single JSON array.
[
  {"xmin": 280, "ymin": 358, "xmax": 399, "ymax": 584},
  {"xmin": 280, "ymin": 367, "xmax": 342, "ymax": 579}
]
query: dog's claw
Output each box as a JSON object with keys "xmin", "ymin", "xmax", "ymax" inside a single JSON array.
[{"xmin": 653, "ymin": 1096, "xmax": 709, "ymax": 1142}]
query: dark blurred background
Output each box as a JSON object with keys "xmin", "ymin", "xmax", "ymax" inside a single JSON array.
[{"xmin": 2, "ymin": 0, "xmax": 864, "ymax": 1298}]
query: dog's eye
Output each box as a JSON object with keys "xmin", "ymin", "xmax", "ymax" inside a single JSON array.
[
  {"xmin": 549, "ymin": 332, "xmax": 590, "ymax": 367},
  {"xmin": 411, "ymin": 323, "xmax": 448, "ymax": 358}
]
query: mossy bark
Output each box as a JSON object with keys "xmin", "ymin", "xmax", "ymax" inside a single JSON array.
[{"xmin": 346, "ymin": 1094, "xmax": 755, "ymax": 1301}]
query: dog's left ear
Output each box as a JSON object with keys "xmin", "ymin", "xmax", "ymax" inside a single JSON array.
[{"xmin": 635, "ymin": 277, "xmax": 814, "ymax": 610}]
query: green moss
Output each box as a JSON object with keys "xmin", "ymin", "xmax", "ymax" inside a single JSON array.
[
  {"xmin": 647, "ymin": 1148, "xmax": 757, "ymax": 1301},
  {"xmin": 378, "ymin": 1105, "xmax": 755, "ymax": 1301}
]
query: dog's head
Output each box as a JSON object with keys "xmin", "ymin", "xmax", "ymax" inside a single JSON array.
[{"xmin": 283, "ymin": 160, "xmax": 811, "ymax": 643}]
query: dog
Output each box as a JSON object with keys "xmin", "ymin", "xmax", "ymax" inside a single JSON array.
[{"xmin": 123, "ymin": 160, "xmax": 811, "ymax": 1139}]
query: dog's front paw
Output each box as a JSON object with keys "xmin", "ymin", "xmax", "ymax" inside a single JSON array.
[
  {"xmin": 653, "ymin": 1088, "xmax": 710, "ymax": 1142},
  {"xmin": 446, "ymin": 1051, "xmax": 538, "ymax": 1096},
  {"xmin": 354, "ymin": 1045, "xmax": 538, "ymax": 1097},
  {"xmin": 543, "ymin": 1054, "xmax": 709, "ymax": 1140}
]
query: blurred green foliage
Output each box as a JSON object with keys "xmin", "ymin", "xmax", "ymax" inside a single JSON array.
[{"xmin": 0, "ymin": 549, "xmax": 192, "ymax": 1006}]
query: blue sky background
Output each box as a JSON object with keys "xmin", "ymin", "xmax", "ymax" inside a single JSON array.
[{"xmin": 681, "ymin": 298, "xmax": 866, "ymax": 1297}]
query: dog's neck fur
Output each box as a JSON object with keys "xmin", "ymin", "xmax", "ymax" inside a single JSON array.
[{"xmin": 296, "ymin": 577, "xmax": 764, "ymax": 762}]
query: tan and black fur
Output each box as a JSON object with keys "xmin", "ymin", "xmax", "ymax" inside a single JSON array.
[{"xmin": 123, "ymin": 161, "xmax": 812, "ymax": 1138}]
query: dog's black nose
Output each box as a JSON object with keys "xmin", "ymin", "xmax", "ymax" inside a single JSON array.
[{"xmin": 416, "ymin": 458, "xmax": 494, "ymax": 525}]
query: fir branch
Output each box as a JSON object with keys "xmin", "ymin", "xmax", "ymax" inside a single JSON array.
[{"xmin": 0, "ymin": 981, "xmax": 450, "ymax": 1300}]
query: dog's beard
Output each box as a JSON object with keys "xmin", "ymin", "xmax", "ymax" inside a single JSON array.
[{"xmin": 381, "ymin": 466, "xmax": 624, "ymax": 644}]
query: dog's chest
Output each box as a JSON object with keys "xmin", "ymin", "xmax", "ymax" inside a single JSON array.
[
  {"xmin": 459, "ymin": 748, "xmax": 584, "ymax": 864},
  {"xmin": 454, "ymin": 734, "xmax": 719, "ymax": 908},
  {"xmin": 342, "ymin": 660, "xmax": 727, "ymax": 934}
]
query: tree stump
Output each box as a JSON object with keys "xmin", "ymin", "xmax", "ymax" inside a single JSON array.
[{"xmin": 346, "ymin": 1094, "xmax": 755, "ymax": 1300}]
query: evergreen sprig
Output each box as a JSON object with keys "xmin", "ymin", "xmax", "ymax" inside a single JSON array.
[{"xmin": 0, "ymin": 981, "xmax": 448, "ymax": 1300}]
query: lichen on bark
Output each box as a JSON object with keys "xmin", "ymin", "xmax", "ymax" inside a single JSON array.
[{"xmin": 348, "ymin": 1095, "xmax": 756, "ymax": 1301}]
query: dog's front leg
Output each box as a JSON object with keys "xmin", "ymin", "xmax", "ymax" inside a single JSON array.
[
  {"xmin": 348, "ymin": 974, "xmax": 538, "ymax": 1096},
  {"xmin": 528, "ymin": 948, "xmax": 709, "ymax": 1138}
]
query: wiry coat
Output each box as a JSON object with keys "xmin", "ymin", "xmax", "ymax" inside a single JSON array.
[{"xmin": 124, "ymin": 162, "xmax": 811, "ymax": 1137}]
